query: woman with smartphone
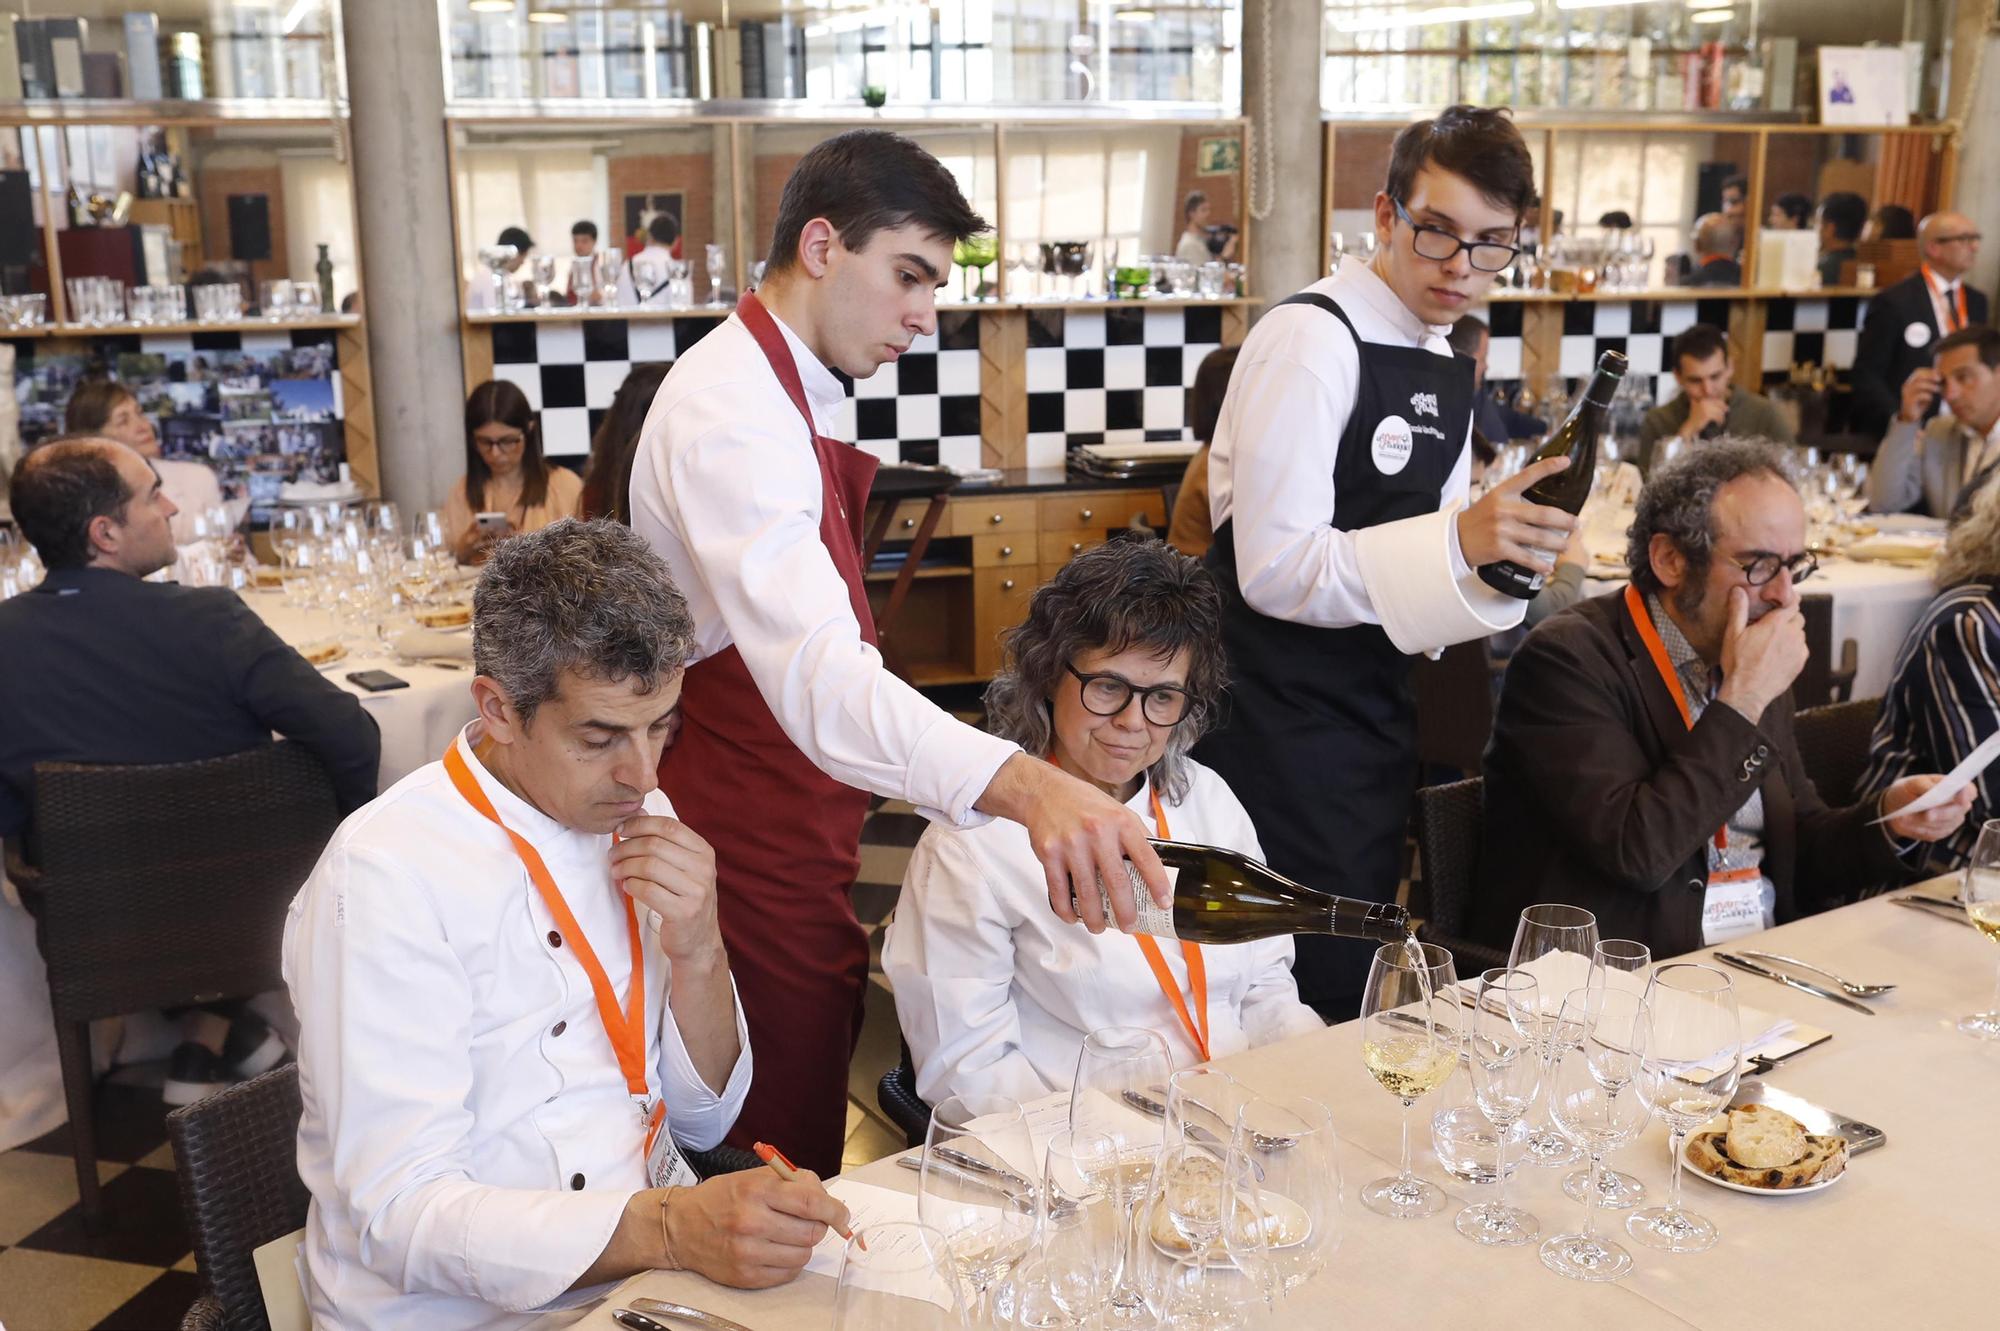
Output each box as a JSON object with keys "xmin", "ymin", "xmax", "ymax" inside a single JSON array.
[{"xmin": 444, "ymin": 380, "xmax": 584, "ymax": 563}]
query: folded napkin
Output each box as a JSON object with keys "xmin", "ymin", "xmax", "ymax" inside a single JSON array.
[{"xmin": 391, "ymin": 627, "xmax": 473, "ymax": 661}]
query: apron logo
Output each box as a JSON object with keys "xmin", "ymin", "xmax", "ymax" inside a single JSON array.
[
  {"xmin": 1371, "ymin": 415, "xmax": 1415, "ymax": 475},
  {"xmin": 1410, "ymin": 391, "xmax": 1439, "ymax": 418},
  {"xmin": 1904, "ymin": 321, "xmax": 1933, "ymax": 349}
]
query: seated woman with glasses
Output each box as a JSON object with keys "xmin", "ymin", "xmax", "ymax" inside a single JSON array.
[
  {"xmin": 443, "ymin": 380, "xmax": 583, "ymax": 563},
  {"xmin": 882, "ymin": 536, "xmax": 1322, "ymax": 1105}
]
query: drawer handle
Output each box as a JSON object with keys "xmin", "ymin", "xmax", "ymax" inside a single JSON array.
[
  {"xmin": 990, "ymin": 512, "xmax": 1004, "ymax": 525},
  {"xmin": 1000, "ymin": 545, "xmax": 1013, "ymax": 557},
  {"xmin": 1002, "ymin": 579, "xmax": 1016, "ymax": 591},
  {"xmin": 1079, "ymin": 508, "xmax": 1094, "ymax": 521},
  {"xmin": 902, "ymin": 516, "xmax": 915, "ymax": 529},
  {"xmin": 1071, "ymin": 542, "xmax": 1083, "ymax": 555}
]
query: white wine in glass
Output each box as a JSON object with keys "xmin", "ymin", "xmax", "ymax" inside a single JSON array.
[
  {"xmin": 1960, "ymin": 819, "xmax": 2000, "ymax": 1039},
  {"xmin": 1359, "ymin": 941, "xmax": 1461, "ymax": 1219},
  {"xmin": 919, "ymin": 1095, "xmax": 1036, "ymax": 1325}
]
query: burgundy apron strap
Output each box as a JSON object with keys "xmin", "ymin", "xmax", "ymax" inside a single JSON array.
[{"xmin": 736, "ymin": 292, "xmax": 820, "ymax": 437}]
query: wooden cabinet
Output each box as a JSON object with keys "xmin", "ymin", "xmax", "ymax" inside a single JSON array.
[
  {"xmin": 949, "ymin": 497, "xmax": 1038, "ymax": 537},
  {"xmin": 973, "ymin": 567, "xmax": 1036, "ymax": 676}
]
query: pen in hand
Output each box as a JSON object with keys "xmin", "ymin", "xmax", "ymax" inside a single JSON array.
[{"xmin": 753, "ymin": 1141, "xmax": 862, "ymax": 1249}]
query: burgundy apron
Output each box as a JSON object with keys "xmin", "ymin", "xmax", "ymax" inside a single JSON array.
[{"xmin": 658, "ymin": 293, "xmax": 879, "ymax": 1175}]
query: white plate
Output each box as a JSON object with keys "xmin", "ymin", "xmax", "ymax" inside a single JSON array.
[
  {"xmin": 1150, "ymin": 1191, "xmax": 1312, "ymax": 1255},
  {"xmin": 1682, "ymin": 1139, "xmax": 1846, "ymax": 1197}
]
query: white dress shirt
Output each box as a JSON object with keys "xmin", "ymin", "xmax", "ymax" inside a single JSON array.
[
  {"xmin": 628, "ymin": 309, "xmax": 1018, "ymax": 825},
  {"xmin": 882, "ymin": 760, "xmax": 1324, "ymax": 1103},
  {"xmin": 283, "ymin": 724, "xmax": 752, "ymax": 1330},
  {"xmin": 1961, "ymin": 416, "xmax": 2000, "ymax": 487},
  {"xmin": 617, "ymin": 244, "xmax": 678, "ymax": 309},
  {"xmin": 1208, "ymin": 257, "xmax": 1524, "ymax": 652}
]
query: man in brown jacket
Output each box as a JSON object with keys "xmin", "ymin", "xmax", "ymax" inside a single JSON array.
[{"xmin": 1475, "ymin": 438, "xmax": 1971, "ymax": 957}]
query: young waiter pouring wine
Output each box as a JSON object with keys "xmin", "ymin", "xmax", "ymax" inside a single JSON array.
[
  {"xmin": 1196, "ymin": 105, "xmax": 1585, "ymax": 1020},
  {"xmin": 629, "ymin": 130, "xmax": 1170, "ymax": 1175}
]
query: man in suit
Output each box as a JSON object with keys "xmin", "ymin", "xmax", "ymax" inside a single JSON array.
[
  {"xmin": 1814, "ymin": 192, "xmax": 1867, "ymax": 288},
  {"xmin": 1679, "ymin": 213, "xmax": 1742, "ymax": 288},
  {"xmin": 1867, "ymin": 325, "xmax": 2000, "ymax": 520},
  {"xmin": 1852, "ymin": 211, "xmax": 1988, "ymax": 438},
  {"xmin": 1636, "ymin": 323, "xmax": 1795, "ymax": 474},
  {"xmin": 1, "ymin": 437, "xmax": 380, "ymax": 1101},
  {"xmin": 1476, "ymin": 438, "xmax": 1969, "ymax": 957}
]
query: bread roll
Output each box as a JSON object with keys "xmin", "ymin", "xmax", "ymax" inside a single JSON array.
[{"xmin": 1725, "ymin": 1104, "xmax": 1808, "ymax": 1169}]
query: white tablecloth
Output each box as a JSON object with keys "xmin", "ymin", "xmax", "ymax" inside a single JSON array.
[
  {"xmin": 550, "ymin": 883, "xmax": 1998, "ymax": 1329},
  {"xmin": 241, "ymin": 591, "xmax": 478, "ymax": 789}
]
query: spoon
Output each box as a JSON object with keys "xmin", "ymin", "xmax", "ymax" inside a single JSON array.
[{"xmin": 1732, "ymin": 950, "xmax": 1896, "ymax": 998}]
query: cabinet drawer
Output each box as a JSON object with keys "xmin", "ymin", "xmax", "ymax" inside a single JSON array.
[
  {"xmin": 1039, "ymin": 530, "xmax": 1107, "ymax": 566},
  {"xmin": 865, "ymin": 497, "xmax": 938, "ymax": 539},
  {"xmin": 1036, "ymin": 490, "xmax": 1162, "ymax": 532},
  {"xmin": 949, "ymin": 497, "xmax": 1039, "ymax": 537},
  {"xmin": 974, "ymin": 567, "xmax": 1038, "ymax": 676},
  {"xmin": 972, "ymin": 534, "xmax": 1035, "ymax": 568}
]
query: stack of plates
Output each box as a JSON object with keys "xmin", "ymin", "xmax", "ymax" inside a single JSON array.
[{"xmin": 1073, "ymin": 440, "xmax": 1198, "ymax": 481}]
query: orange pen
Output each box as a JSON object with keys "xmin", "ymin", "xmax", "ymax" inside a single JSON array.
[{"xmin": 753, "ymin": 1141, "xmax": 861, "ymax": 1248}]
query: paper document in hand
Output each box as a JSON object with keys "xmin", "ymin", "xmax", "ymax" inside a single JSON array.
[
  {"xmin": 1869, "ymin": 728, "xmax": 2000, "ymax": 824},
  {"xmin": 805, "ymin": 1179, "xmax": 955, "ymax": 1310}
]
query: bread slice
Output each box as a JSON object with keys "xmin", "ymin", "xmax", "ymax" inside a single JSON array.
[
  {"xmin": 1725, "ymin": 1104, "xmax": 1809, "ymax": 1169},
  {"xmin": 1688, "ymin": 1128, "xmax": 1848, "ymax": 1189}
]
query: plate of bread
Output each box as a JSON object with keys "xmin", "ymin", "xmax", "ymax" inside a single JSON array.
[
  {"xmin": 1684, "ymin": 1103, "xmax": 1847, "ymax": 1195},
  {"xmin": 1149, "ymin": 1189, "xmax": 1313, "ymax": 1255},
  {"xmin": 415, "ymin": 603, "xmax": 472, "ymax": 630},
  {"xmin": 300, "ymin": 641, "xmax": 348, "ymax": 668}
]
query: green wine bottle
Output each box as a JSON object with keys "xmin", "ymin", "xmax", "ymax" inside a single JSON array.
[{"xmin": 1105, "ymin": 839, "xmax": 1412, "ymax": 944}]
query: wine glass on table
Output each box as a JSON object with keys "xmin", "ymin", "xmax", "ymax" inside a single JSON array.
[
  {"xmin": 1541, "ymin": 989, "xmax": 1650, "ymax": 1282},
  {"xmin": 1570, "ymin": 942, "xmax": 1651, "ymax": 1209},
  {"xmin": 920, "ymin": 1095, "xmax": 1037, "ymax": 1327},
  {"xmin": 1628, "ymin": 963, "xmax": 1741, "ymax": 1254},
  {"xmin": 1456, "ymin": 967, "xmax": 1541, "ymax": 1246},
  {"xmin": 1142, "ymin": 1127, "xmax": 1274, "ymax": 1330},
  {"xmin": 1510, "ymin": 903, "xmax": 1601, "ymax": 1166},
  {"xmin": 1359, "ymin": 940, "xmax": 1461, "ymax": 1219},
  {"xmin": 1234, "ymin": 1095, "xmax": 1342, "ymax": 1292},
  {"xmin": 1959, "ymin": 820, "xmax": 2000, "ymax": 1038},
  {"xmin": 833, "ymin": 1222, "xmax": 971, "ymax": 1331},
  {"xmin": 1563, "ymin": 986, "xmax": 1646, "ymax": 1211},
  {"xmin": 1070, "ymin": 1027, "xmax": 1172, "ymax": 1324},
  {"xmin": 998, "ymin": 1129, "xmax": 1117, "ymax": 1327},
  {"xmin": 1165, "ymin": 1066, "xmax": 1246, "ymax": 1157}
]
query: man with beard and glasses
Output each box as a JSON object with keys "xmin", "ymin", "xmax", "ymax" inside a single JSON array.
[{"xmin": 1474, "ymin": 439, "xmax": 1971, "ymax": 955}]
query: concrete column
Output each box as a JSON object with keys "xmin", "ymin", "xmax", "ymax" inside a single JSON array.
[
  {"xmin": 1951, "ymin": 34, "xmax": 2000, "ymax": 299},
  {"xmin": 1242, "ymin": 0, "xmax": 1324, "ymax": 319},
  {"xmin": 343, "ymin": 0, "xmax": 465, "ymax": 510}
]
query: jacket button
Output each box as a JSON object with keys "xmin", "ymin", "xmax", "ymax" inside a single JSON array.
[
  {"xmin": 1755, "ymin": 744, "xmax": 1769, "ymax": 758},
  {"xmin": 571, "ymin": 1173, "xmax": 586, "ymax": 1190},
  {"xmin": 1688, "ymin": 878, "xmax": 1705, "ymax": 892},
  {"xmin": 547, "ymin": 930, "xmax": 562, "ymax": 948},
  {"xmin": 551, "ymin": 1020, "xmax": 567, "ymax": 1037}
]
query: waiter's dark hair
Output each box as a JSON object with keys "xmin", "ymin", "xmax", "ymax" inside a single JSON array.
[
  {"xmin": 474, "ymin": 519, "xmax": 695, "ymax": 724},
  {"xmin": 984, "ymin": 534, "xmax": 1225, "ymax": 804},
  {"xmin": 1628, "ymin": 438, "xmax": 1794, "ymax": 602},
  {"xmin": 1671, "ymin": 323, "xmax": 1730, "ymax": 372},
  {"xmin": 1384, "ymin": 105, "xmax": 1536, "ymax": 222},
  {"xmin": 764, "ymin": 129, "xmax": 987, "ymax": 277},
  {"xmin": 1936, "ymin": 324, "xmax": 2000, "ymax": 370},
  {"xmin": 9, "ymin": 436, "xmax": 137, "ymax": 569}
]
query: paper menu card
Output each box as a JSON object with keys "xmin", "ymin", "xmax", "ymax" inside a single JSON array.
[{"xmin": 803, "ymin": 1180, "xmax": 958, "ymax": 1311}]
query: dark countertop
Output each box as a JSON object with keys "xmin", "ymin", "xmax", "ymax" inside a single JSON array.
[{"xmin": 948, "ymin": 466, "xmax": 1177, "ymax": 495}]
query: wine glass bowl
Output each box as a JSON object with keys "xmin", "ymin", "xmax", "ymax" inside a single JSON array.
[
  {"xmin": 832, "ymin": 1223, "xmax": 969, "ymax": 1331},
  {"xmin": 1070, "ymin": 1027, "xmax": 1172, "ymax": 1323},
  {"xmin": 918, "ymin": 1095, "xmax": 1037, "ymax": 1323},
  {"xmin": 1959, "ymin": 819, "xmax": 2000, "ymax": 1039},
  {"xmin": 1359, "ymin": 940, "xmax": 1461, "ymax": 1219},
  {"xmin": 1510, "ymin": 903, "xmax": 1602, "ymax": 1167},
  {"xmin": 1628, "ymin": 964, "xmax": 1740, "ymax": 1255}
]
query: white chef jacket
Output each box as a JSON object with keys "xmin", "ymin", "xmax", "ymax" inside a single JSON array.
[
  {"xmin": 283, "ymin": 724, "xmax": 753, "ymax": 1330},
  {"xmin": 628, "ymin": 308, "xmax": 1018, "ymax": 825},
  {"xmin": 1208, "ymin": 256, "xmax": 1525, "ymax": 653},
  {"xmin": 882, "ymin": 759, "xmax": 1323, "ymax": 1103},
  {"xmin": 617, "ymin": 243, "xmax": 678, "ymax": 309}
]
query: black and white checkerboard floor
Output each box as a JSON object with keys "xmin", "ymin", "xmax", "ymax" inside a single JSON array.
[{"xmin": 0, "ymin": 797, "xmax": 929, "ymax": 1330}]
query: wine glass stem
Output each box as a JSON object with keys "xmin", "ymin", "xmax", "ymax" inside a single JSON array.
[
  {"xmin": 1582, "ymin": 1152, "xmax": 1602, "ymax": 1242},
  {"xmin": 1495, "ymin": 1119, "xmax": 1510, "ymax": 1213},
  {"xmin": 1398, "ymin": 1098, "xmax": 1415, "ymax": 1182},
  {"xmin": 1988, "ymin": 956, "xmax": 2000, "ymax": 1024},
  {"xmin": 1667, "ymin": 1128, "xmax": 1686, "ymax": 1213}
]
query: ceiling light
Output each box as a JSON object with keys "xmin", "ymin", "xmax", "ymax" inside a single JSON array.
[
  {"xmin": 1333, "ymin": 1, "xmax": 1535, "ymax": 34},
  {"xmin": 468, "ymin": 1, "xmax": 514, "ymax": 13},
  {"xmin": 527, "ymin": 10, "xmax": 567, "ymax": 22},
  {"xmin": 1115, "ymin": 8, "xmax": 1158, "ymax": 19},
  {"xmin": 1689, "ymin": 7, "xmax": 1733, "ymax": 22},
  {"xmin": 1554, "ymin": 0, "xmax": 1652, "ymax": 9}
]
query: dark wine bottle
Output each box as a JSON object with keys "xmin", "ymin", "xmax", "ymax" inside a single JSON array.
[
  {"xmin": 1105, "ymin": 839, "xmax": 1412, "ymax": 944},
  {"xmin": 1478, "ymin": 348, "xmax": 1628, "ymax": 600}
]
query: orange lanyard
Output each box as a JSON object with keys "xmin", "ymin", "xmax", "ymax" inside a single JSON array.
[
  {"xmin": 1924, "ymin": 265, "xmax": 1968, "ymax": 333},
  {"xmin": 443, "ymin": 742, "xmax": 653, "ymax": 1111},
  {"xmin": 1624, "ymin": 585, "xmax": 1733, "ymax": 863},
  {"xmin": 1132, "ymin": 785, "xmax": 1211, "ymax": 1063}
]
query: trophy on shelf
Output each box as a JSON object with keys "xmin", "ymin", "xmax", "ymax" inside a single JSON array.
[
  {"xmin": 476, "ymin": 244, "xmax": 520, "ymax": 312},
  {"xmin": 595, "ymin": 247, "xmax": 625, "ymax": 309}
]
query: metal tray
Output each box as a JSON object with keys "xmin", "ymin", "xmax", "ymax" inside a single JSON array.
[{"xmin": 1728, "ymin": 1079, "xmax": 1886, "ymax": 1154}]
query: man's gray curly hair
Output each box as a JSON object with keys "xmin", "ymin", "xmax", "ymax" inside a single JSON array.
[
  {"xmin": 1627, "ymin": 437, "xmax": 1795, "ymax": 597},
  {"xmin": 473, "ymin": 518, "xmax": 694, "ymax": 722}
]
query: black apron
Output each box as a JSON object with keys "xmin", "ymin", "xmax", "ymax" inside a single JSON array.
[{"xmin": 1196, "ymin": 292, "xmax": 1474, "ymax": 1018}]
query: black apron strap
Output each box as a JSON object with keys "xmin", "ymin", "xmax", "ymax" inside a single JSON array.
[{"xmin": 1277, "ymin": 291, "xmax": 1360, "ymax": 340}]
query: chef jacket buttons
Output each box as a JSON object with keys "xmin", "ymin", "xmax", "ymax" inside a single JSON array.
[
  {"xmin": 571, "ymin": 1173, "xmax": 586, "ymax": 1190},
  {"xmin": 547, "ymin": 930, "xmax": 562, "ymax": 948},
  {"xmin": 552, "ymin": 1020, "xmax": 567, "ymax": 1037}
]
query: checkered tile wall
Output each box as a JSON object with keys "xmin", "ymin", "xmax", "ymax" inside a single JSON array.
[
  {"xmin": 1023, "ymin": 305, "xmax": 1226, "ymax": 468},
  {"xmin": 1760, "ymin": 296, "xmax": 1869, "ymax": 388},
  {"xmin": 485, "ymin": 312, "xmax": 983, "ymax": 467}
]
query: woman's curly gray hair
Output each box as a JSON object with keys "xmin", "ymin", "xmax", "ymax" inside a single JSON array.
[
  {"xmin": 473, "ymin": 518, "xmax": 695, "ymax": 722},
  {"xmin": 982, "ymin": 535, "xmax": 1227, "ymax": 803},
  {"xmin": 1627, "ymin": 437, "xmax": 1795, "ymax": 597}
]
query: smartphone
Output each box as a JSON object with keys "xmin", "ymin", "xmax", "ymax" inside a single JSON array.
[
  {"xmin": 346, "ymin": 669, "xmax": 410, "ymax": 692},
  {"xmin": 475, "ymin": 511, "xmax": 510, "ymax": 534}
]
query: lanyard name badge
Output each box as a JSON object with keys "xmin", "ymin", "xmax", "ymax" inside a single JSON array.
[
  {"xmin": 443, "ymin": 741, "xmax": 697, "ymax": 1189},
  {"xmin": 1623, "ymin": 587, "xmax": 1768, "ymax": 946},
  {"xmin": 1131, "ymin": 783, "xmax": 1211, "ymax": 1063}
]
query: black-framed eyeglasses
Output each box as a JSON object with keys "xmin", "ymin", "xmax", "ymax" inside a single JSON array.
[
  {"xmin": 1729, "ymin": 550, "xmax": 1818, "ymax": 587},
  {"xmin": 475, "ymin": 433, "xmax": 526, "ymax": 454},
  {"xmin": 1065, "ymin": 663, "xmax": 1192, "ymax": 726},
  {"xmin": 1392, "ymin": 198, "xmax": 1520, "ymax": 273}
]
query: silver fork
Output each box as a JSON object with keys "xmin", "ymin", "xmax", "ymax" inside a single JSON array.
[{"xmin": 1732, "ymin": 950, "xmax": 1896, "ymax": 998}]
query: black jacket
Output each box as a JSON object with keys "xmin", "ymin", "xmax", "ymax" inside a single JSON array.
[
  {"xmin": 1473, "ymin": 591, "xmax": 1904, "ymax": 958},
  {"xmin": 0, "ymin": 566, "xmax": 380, "ymax": 840},
  {"xmin": 1852, "ymin": 270, "xmax": 1991, "ymax": 439}
]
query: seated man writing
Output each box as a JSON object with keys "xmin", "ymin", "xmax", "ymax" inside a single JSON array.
[
  {"xmin": 285, "ymin": 520, "xmax": 846, "ymax": 1329},
  {"xmin": 1475, "ymin": 440, "xmax": 1971, "ymax": 956},
  {"xmin": 884, "ymin": 538, "xmax": 1322, "ymax": 1103}
]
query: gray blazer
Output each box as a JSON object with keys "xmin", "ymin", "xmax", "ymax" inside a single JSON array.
[{"xmin": 1867, "ymin": 416, "xmax": 1984, "ymax": 519}]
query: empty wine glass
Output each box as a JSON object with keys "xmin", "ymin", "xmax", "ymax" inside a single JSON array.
[
  {"xmin": 1022, "ymin": 1129, "xmax": 1118, "ymax": 1324},
  {"xmin": 1959, "ymin": 819, "xmax": 2000, "ymax": 1038},
  {"xmin": 1165, "ymin": 1066, "xmax": 1245, "ymax": 1155},
  {"xmin": 1359, "ymin": 940, "xmax": 1461, "ymax": 1219},
  {"xmin": 569, "ymin": 256, "xmax": 597, "ymax": 307},
  {"xmin": 1457, "ymin": 968, "xmax": 1541, "ymax": 1246},
  {"xmin": 833, "ymin": 1222, "xmax": 970, "ymax": 1331},
  {"xmin": 1563, "ymin": 986, "xmax": 1647, "ymax": 1211},
  {"xmin": 1069, "ymin": 1027, "xmax": 1171, "ymax": 1324},
  {"xmin": 1510, "ymin": 904, "xmax": 1601, "ymax": 1167},
  {"xmin": 1541, "ymin": 990, "xmax": 1649, "ymax": 1282},
  {"xmin": 1139, "ymin": 1128, "xmax": 1274, "ymax": 1331},
  {"xmin": 1589, "ymin": 940, "xmax": 1652, "ymax": 996},
  {"xmin": 1235, "ymin": 1095, "xmax": 1341, "ymax": 1291},
  {"xmin": 920, "ymin": 1095, "xmax": 1037, "ymax": 1326},
  {"xmin": 1628, "ymin": 963, "xmax": 1740, "ymax": 1254},
  {"xmin": 706, "ymin": 242, "xmax": 728, "ymax": 305}
]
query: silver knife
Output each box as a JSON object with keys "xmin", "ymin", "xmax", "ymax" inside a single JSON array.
[
  {"xmin": 930, "ymin": 1143, "xmax": 1034, "ymax": 1194},
  {"xmin": 1712, "ymin": 952, "xmax": 1876, "ymax": 1015},
  {"xmin": 1892, "ymin": 895, "xmax": 1974, "ymax": 927},
  {"xmin": 1121, "ymin": 1089, "xmax": 1265, "ymax": 1178},
  {"xmin": 627, "ymin": 1300, "xmax": 756, "ymax": 1331}
]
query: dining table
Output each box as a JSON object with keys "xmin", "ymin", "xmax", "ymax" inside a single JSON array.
[{"xmin": 539, "ymin": 878, "xmax": 1998, "ymax": 1329}]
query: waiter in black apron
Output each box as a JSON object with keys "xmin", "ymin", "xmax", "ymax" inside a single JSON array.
[{"xmin": 1197, "ymin": 106, "xmax": 1578, "ymax": 1019}]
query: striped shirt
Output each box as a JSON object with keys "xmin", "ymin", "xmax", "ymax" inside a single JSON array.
[{"xmin": 1858, "ymin": 581, "xmax": 2000, "ymax": 875}]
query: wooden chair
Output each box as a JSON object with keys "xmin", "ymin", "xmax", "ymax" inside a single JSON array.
[{"xmin": 1410, "ymin": 778, "xmax": 1509, "ymax": 974}]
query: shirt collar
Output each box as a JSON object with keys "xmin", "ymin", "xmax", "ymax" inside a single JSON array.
[
  {"xmin": 449, "ymin": 721, "xmax": 578, "ymax": 849},
  {"xmin": 1330, "ymin": 255, "xmax": 1450, "ymax": 344},
  {"xmin": 759, "ymin": 307, "xmax": 848, "ymax": 417}
]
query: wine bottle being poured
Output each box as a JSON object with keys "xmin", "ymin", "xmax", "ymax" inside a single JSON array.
[
  {"xmin": 1477, "ymin": 348, "xmax": 1628, "ymax": 600},
  {"xmin": 1103, "ymin": 839, "xmax": 1412, "ymax": 944}
]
